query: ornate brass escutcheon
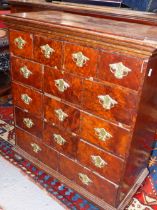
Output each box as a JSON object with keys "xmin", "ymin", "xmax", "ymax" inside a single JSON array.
[
  {"xmin": 23, "ymin": 118, "xmax": 34, "ymax": 128},
  {"xmin": 20, "ymin": 66, "xmax": 32, "ymax": 79},
  {"xmin": 98, "ymin": 94, "xmax": 118, "ymax": 110},
  {"xmin": 14, "ymin": 36, "xmax": 26, "ymax": 49},
  {"xmin": 53, "ymin": 134, "xmax": 66, "ymax": 145},
  {"xmin": 109, "ymin": 62, "xmax": 131, "ymax": 79},
  {"xmin": 78, "ymin": 173, "xmax": 93, "ymax": 185},
  {"xmin": 72, "ymin": 51, "xmax": 89, "ymax": 67},
  {"xmin": 94, "ymin": 128, "xmax": 112, "ymax": 142},
  {"xmin": 31, "ymin": 143, "xmax": 41, "ymax": 153},
  {"xmin": 21, "ymin": 94, "xmax": 32, "ymax": 105},
  {"xmin": 54, "ymin": 79, "xmax": 70, "ymax": 92},
  {"xmin": 54, "ymin": 109, "xmax": 68, "ymax": 122},
  {"xmin": 40, "ymin": 44, "xmax": 55, "ymax": 58},
  {"xmin": 91, "ymin": 155, "xmax": 107, "ymax": 168}
]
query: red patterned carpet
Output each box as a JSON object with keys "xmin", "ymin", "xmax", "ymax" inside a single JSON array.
[{"xmin": 0, "ymin": 101, "xmax": 157, "ymax": 210}]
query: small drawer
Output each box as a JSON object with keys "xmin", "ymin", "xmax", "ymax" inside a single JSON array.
[
  {"xmin": 9, "ymin": 30, "xmax": 33, "ymax": 59},
  {"xmin": 44, "ymin": 95, "xmax": 80, "ymax": 134},
  {"xmin": 98, "ymin": 51, "xmax": 146, "ymax": 91},
  {"xmin": 11, "ymin": 56, "xmax": 43, "ymax": 90},
  {"xmin": 43, "ymin": 122, "xmax": 79, "ymax": 158},
  {"xmin": 80, "ymin": 112, "xmax": 131, "ymax": 158},
  {"xmin": 59, "ymin": 154, "xmax": 118, "ymax": 206},
  {"xmin": 16, "ymin": 127, "xmax": 58, "ymax": 170},
  {"xmin": 44, "ymin": 67, "xmax": 83, "ymax": 105},
  {"xmin": 34, "ymin": 35, "xmax": 62, "ymax": 69},
  {"xmin": 82, "ymin": 80, "xmax": 138, "ymax": 126},
  {"xmin": 15, "ymin": 107, "xmax": 43, "ymax": 138},
  {"xmin": 63, "ymin": 43, "xmax": 98, "ymax": 77},
  {"xmin": 12, "ymin": 82, "xmax": 43, "ymax": 117},
  {"xmin": 77, "ymin": 140, "xmax": 124, "ymax": 184}
]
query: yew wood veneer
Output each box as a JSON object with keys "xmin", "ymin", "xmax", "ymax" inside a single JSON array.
[{"xmin": 2, "ymin": 9, "xmax": 157, "ymax": 210}]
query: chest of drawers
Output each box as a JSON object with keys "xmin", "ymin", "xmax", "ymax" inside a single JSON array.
[{"xmin": 2, "ymin": 10, "xmax": 157, "ymax": 210}]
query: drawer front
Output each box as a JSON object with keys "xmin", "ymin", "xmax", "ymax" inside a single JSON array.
[
  {"xmin": 59, "ymin": 154, "xmax": 118, "ymax": 206},
  {"xmin": 80, "ymin": 112, "xmax": 131, "ymax": 158},
  {"xmin": 44, "ymin": 67, "xmax": 83, "ymax": 105},
  {"xmin": 12, "ymin": 82, "xmax": 43, "ymax": 117},
  {"xmin": 11, "ymin": 56, "xmax": 43, "ymax": 90},
  {"xmin": 10, "ymin": 30, "xmax": 33, "ymax": 59},
  {"xmin": 16, "ymin": 127, "xmax": 58, "ymax": 170},
  {"xmin": 82, "ymin": 80, "xmax": 138, "ymax": 125},
  {"xmin": 63, "ymin": 43, "xmax": 98, "ymax": 77},
  {"xmin": 15, "ymin": 107, "xmax": 43, "ymax": 138},
  {"xmin": 98, "ymin": 51, "xmax": 146, "ymax": 91},
  {"xmin": 44, "ymin": 95, "xmax": 80, "ymax": 133},
  {"xmin": 43, "ymin": 123, "xmax": 79, "ymax": 158},
  {"xmin": 34, "ymin": 35, "xmax": 62, "ymax": 69},
  {"xmin": 77, "ymin": 140, "xmax": 124, "ymax": 184}
]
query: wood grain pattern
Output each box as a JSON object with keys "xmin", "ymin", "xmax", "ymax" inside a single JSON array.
[
  {"xmin": 44, "ymin": 95, "xmax": 80, "ymax": 133},
  {"xmin": 77, "ymin": 140, "xmax": 124, "ymax": 184},
  {"xmin": 12, "ymin": 82, "xmax": 43, "ymax": 117},
  {"xmin": 11, "ymin": 56, "xmax": 43, "ymax": 90},
  {"xmin": 9, "ymin": 29, "xmax": 33, "ymax": 59}
]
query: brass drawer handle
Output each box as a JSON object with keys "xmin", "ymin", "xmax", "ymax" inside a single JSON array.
[
  {"xmin": 109, "ymin": 62, "xmax": 131, "ymax": 79},
  {"xmin": 98, "ymin": 94, "xmax": 118, "ymax": 110},
  {"xmin": 54, "ymin": 109, "xmax": 68, "ymax": 122},
  {"xmin": 31, "ymin": 143, "xmax": 41, "ymax": 153},
  {"xmin": 23, "ymin": 118, "xmax": 34, "ymax": 128},
  {"xmin": 53, "ymin": 134, "xmax": 66, "ymax": 145},
  {"xmin": 54, "ymin": 79, "xmax": 70, "ymax": 92},
  {"xmin": 40, "ymin": 44, "xmax": 55, "ymax": 58},
  {"xmin": 94, "ymin": 128, "xmax": 112, "ymax": 142},
  {"xmin": 20, "ymin": 66, "xmax": 32, "ymax": 79},
  {"xmin": 21, "ymin": 94, "xmax": 32, "ymax": 105},
  {"xmin": 79, "ymin": 173, "xmax": 93, "ymax": 185},
  {"xmin": 14, "ymin": 36, "xmax": 26, "ymax": 49},
  {"xmin": 72, "ymin": 51, "xmax": 89, "ymax": 67},
  {"xmin": 91, "ymin": 155, "xmax": 107, "ymax": 168}
]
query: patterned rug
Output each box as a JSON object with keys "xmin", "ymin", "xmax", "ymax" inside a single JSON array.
[{"xmin": 0, "ymin": 101, "xmax": 157, "ymax": 210}]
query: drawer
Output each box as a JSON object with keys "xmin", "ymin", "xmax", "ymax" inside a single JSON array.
[
  {"xmin": 80, "ymin": 112, "xmax": 131, "ymax": 158},
  {"xmin": 98, "ymin": 51, "xmax": 146, "ymax": 91},
  {"xmin": 43, "ymin": 122, "xmax": 79, "ymax": 158},
  {"xmin": 16, "ymin": 127, "xmax": 58, "ymax": 170},
  {"xmin": 33, "ymin": 35, "xmax": 62, "ymax": 69},
  {"xmin": 9, "ymin": 30, "xmax": 33, "ymax": 59},
  {"xmin": 44, "ymin": 67, "xmax": 83, "ymax": 105},
  {"xmin": 77, "ymin": 140, "xmax": 124, "ymax": 184},
  {"xmin": 44, "ymin": 95, "xmax": 80, "ymax": 134},
  {"xmin": 82, "ymin": 80, "xmax": 138, "ymax": 125},
  {"xmin": 15, "ymin": 107, "xmax": 43, "ymax": 138},
  {"xmin": 11, "ymin": 56, "xmax": 43, "ymax": 90},
  {"xmin": 63, "ymin": 43, "xmax": 98, "ymax": 77},
  {"xmin": 12, "ymin": 82, "xmax": 43, "ymax": 117},
  {"xmin": 59, "ymin": 154, "xmax": 118, "ymax": 206}
]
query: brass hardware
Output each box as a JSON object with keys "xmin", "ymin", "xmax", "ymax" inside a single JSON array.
[
  {"xmin": 40, "ymin": 44, "xmax": 54, "ymax": 58},
  {"xmin": 14, "ymin": 36, "xmax": 26, "ymax": 49},
  {"xmin": 20, "ymin": 66, "xmax": 32, "ymax": 79},
  {"xmin": 53, "ymin": 134, "xmax": 66, "ymax": 145},
  {"xmin": 109, "ymin": 62, "xmax": 131, "ymax": 79},
  {"xmin": 23, "ymin": 118, "xmax": 34, "ymax": 128},
  {"xmin": 54, "ymin": 109, "xmax": 68, "ymax": 122},
  {"xmin": 94, "ymin": 128, "xmax": 112, "ymax": 142},
  {"xmin": 21, "ymin": 94, "xmax": 32, "ymax": 105},
  {"xmin": 98, "ymin": 94, "xmax": 118, "ymax": 110},
  {"xmin": 72, "ymin": 51, "xmax": 89, "ymax": 67},
  {"xmin": 31, "ymin": 143, "xmax": 41, "ymax": 153},
  {"xmin": 78, "ymin": 173, "xmax": 92, "ymax": 185},
  {"xmin": 91, "ymin": 155, "xmax": 107, "ymax": 168},
  {"xmin": 54, "ymin": 79, "xmax": 70, "ymax": 92}
]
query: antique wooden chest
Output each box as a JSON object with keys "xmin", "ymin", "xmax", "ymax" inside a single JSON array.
[{"xmin": 2, "ymin": 9, "xmax": 157, "ymax": 210}]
